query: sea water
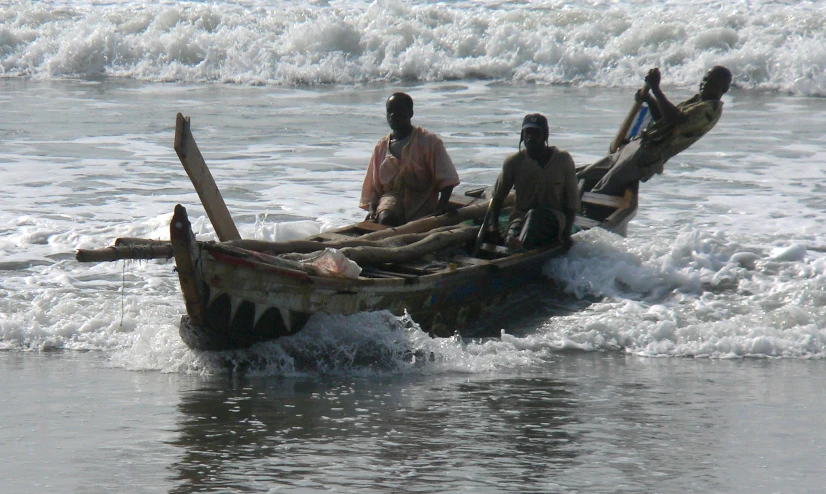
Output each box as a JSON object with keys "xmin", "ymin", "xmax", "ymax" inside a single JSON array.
[{"xmin": 1, "ymin": 1, "xmax": 825, "ymax": 492}]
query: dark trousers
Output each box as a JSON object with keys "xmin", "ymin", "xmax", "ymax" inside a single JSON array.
[{"xmin": 508, "ymin": 208, "xmax": 561, "ymax": 250}]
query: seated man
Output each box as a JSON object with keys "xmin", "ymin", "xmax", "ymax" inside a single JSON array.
[
  {"xmin": 486, "ymin": 113, "xmax": 580, "ymax": 251},
  {"xmin": 577, "ymin": 65, "xmax": 733, "ymax": 197},
  {"xmin": 359, "ymin": 92, "xmax": 460, "ymax": 226}
]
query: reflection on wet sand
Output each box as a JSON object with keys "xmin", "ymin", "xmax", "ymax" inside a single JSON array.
[{"xmin": 167, "ymin": 374, "xmax": 581, "ymax": 492}]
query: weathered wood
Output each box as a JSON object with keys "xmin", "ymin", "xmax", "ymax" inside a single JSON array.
[
  {"xmin": 284, "ymin": 226, "xmax": 478, "ymax": 266},
  {"xmin": 76, "ymin": 244, "xmax": 174, "ymax": 263},
  {"xmin": 228, "ymin": 225, "xmax": 463, "ymax": 255},
  {"xmin": 574, "ymin": 216, "xmax": 600, "ymax": 229},
  {"xmin": 581, "ymin": 190, "xmax": 632, "ymax": 209},
  {"xmin": 360, "ymin": 192, "xmax": 514, "ymax": 241},
  {"xmin": 472, "ymin": 199, "xmax": 494, "ymax": 257},
  {"xmin": 174, "ymin": 113, "xmax": 241, "ymax": 242},
  {"xmin": 170, "ymin": 204, "xmax": 206, "ymax": 325},
  {"xmin": 610, "ymin": 83, "xmax": 649, "ymax": 154},
  {"xmin": 114, "ymin": 237, "xmax": 169, "ymax": 247},
  {"xmin": 76, "ymin": 224, "xmax": 468, "ymax": 264}
]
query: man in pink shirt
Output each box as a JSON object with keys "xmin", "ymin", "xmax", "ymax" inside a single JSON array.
[{"xmin": 360, "ymin": 93, "xmax": 460, "ymax": 226}]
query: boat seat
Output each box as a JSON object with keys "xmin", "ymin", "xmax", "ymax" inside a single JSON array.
[
  {"xmin": 581, "ymin": 190, "xmax": 632, "ymax": 209},
  {"xmin": 477, "ymin": 243, "xmax": 511, "ymax": 258}
]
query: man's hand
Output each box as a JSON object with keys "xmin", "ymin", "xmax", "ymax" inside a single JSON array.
[
  {"xmin": 365, "ymin": 205, "xmax": 377, "ymax": 222},
  {"xmin": 634, "ymin": 88, "xmax": 651, "ymax": 104},
  {"xmin": 485, "ymin": 223, "xmax": 504, "ymax": 245},
  {"xmin": 644, "ymin": 67, "xmax": 661, "ymax": 91}
]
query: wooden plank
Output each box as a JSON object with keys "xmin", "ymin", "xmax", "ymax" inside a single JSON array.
[
  {"xmin": 352, "ymin": 221, "xmax": 391, "ymax": 232},
  {"xmin": 581, "ymin": 190, "xmax": 632, "ymax": 209},
  {"xmin": 170, "ymin": 204, "xmax": 206, "ymax": 325},
  {"xmin": 174, "ymin": 113, "xmax": 241, "ymax": 242},
  {"xmin": 360, "ymin": 267, "xmax": 417, "ymax": 279},
  {"xmin": 575, "ymin": 216, "xmax": 600, "ymax": 229},
  {"xmin": 361, "ymin": 191, "xmax": 514, "ymax": 241}
]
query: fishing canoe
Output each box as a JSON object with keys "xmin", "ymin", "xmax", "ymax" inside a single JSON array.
[
  {"xmin": 76, "ymin": 114, "xmax": 637, "ymax": 351},
  {"xmin": 165, "ymin": 185, "xmax": 635, "ymax": 351}
]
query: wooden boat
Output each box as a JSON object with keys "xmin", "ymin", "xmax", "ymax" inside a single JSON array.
[{"xmin": 76, "ymin": 114, "xmax": 638, "ymax": 351}]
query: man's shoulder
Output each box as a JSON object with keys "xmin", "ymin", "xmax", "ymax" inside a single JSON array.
[
  {"xmin": 550, "ymin": 146, "xmax": 573, "ymax": 159},
  {"xmin": 549, "ymin": 147, "xmax": 575, "ymax": 167},
  {"xmin": 679, "ymin": 96, "xmax": 722, "ymax": 113},
  {"xmin": 414, "ymin": 126, "xmax": 444, "ymax": 141},
  {"xmin": 373, "ymin": 134, "xmax": 390, "ymax": 148},
  {"xmin": 503, "ymin": 150, "xmax": 526, "ymax": 166}
]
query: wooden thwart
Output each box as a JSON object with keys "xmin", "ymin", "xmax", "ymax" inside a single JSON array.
[{"xmin": 581, "ymin": 190, "xmax": 632, "ymax": 209}]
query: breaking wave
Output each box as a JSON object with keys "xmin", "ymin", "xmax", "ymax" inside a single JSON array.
[{"xmin": 3, "ymin": 0, "xmax": 826, "ymax": 94}]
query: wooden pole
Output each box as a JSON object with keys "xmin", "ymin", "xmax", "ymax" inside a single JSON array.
[
  {"xmin": 76, "ymin": 244, "xmax": 173, "ymax": 263},
  {"xmin": 609, "ymin": 83, "xmax": 649, "ymax": 154},
  {"xmin": 471, "ymin": 199, "xmax": 493, "ymax": 257},
  {"xmin": 360, "ymin": 192, "xmax": 514, "ymax": 241},
  {"xmin": 174, "ymin": 113, "xmax": 241, "ymax": 241},
  {"xmin": 342, "ymin": 226, "xmax": 478, "ymax": 265}
]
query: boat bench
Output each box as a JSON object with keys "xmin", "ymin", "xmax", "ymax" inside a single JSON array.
[{"xmin": 576, "ymin": 189, "xmax": 634, "ymax": 228}]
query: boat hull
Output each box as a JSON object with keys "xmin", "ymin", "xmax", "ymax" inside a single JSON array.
[
  {"xmin": 171, "ymin": 186, "xmax": 637, "ymax": 351},
  {"xmin": 179, "ymin": 242, "xmax": 563, "ymax": 350}
]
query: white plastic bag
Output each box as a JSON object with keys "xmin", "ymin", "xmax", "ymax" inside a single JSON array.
[{"xmin": 299, "ymin": 248, "xmax": 362, "ymax": 279}]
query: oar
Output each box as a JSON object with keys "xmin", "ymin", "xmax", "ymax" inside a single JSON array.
[
  {"xmin": 471, "ymin": 199, "xmax": 494, "ymax": 257},
  {"xmin": 174, "ymin": 113, "xmax": 241, "ymax": 241},
  {"xmin": 609, "ymin": 83, "xmax": 649, "ymax": 153}
]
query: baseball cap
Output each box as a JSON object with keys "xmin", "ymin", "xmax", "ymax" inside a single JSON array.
[{"xmin": 521, "ymin": 113, "xmax": 549, "ymax": 135}]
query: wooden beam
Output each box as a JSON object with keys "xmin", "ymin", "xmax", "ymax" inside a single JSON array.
[
  {"xmin": 174, "ymin": 113, "xmax": 241, "ymax": 241},
  {"xmin": 170, "ymin": 204, "xmax": 206, "ymax": 325},
  {"xmin": 581, "ymin": 190, "xmax": 631, "ymax": 209},
  {"xmin": 76, "ymin": 244, "xmax": 173, "ymax": 263}
]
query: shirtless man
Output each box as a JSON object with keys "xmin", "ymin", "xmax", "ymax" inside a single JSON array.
[
  {"xmin": 359, "ymin": 93, "xmax": 460, "ymax": 226},
  {"xmin": 577, "ymin": 66, "xmax": 733, "ymax": 197}
]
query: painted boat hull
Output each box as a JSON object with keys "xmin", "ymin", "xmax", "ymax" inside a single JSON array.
[{"xmin": 172, "ymin": 187, "xmax": 637, "ymax": 351}]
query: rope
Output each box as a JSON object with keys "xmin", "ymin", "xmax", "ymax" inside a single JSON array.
[{"xmin": 120, "ymin": 261, "xmax": 125, "ymax": 327}]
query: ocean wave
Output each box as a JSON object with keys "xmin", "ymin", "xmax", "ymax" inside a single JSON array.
[{"xmin": 3, "ymin": 0, "xmax": 826, "ymax": 94}]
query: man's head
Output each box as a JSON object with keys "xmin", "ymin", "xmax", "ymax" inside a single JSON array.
[
  {"xmin": 386, "ymin": 92, "xmax": 414, "ymax": 132},
  {"xmin": 699, "ymin": 66, "xmax": 732, "ymax": 101},
  {"xmin": 520, "ymin": 113, "xmax": 549, "ymax": 154}
]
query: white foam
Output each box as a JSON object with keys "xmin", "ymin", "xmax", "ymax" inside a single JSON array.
[{"xmin": 4, "ymin": 1, "xmax": 826, "ymax": 94}]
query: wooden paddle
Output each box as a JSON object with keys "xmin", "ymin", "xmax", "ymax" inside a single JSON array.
[
  {"xmin": 174, "ymin": 113, "xmax": 241, "ymax": 242},
  {"xmin": 609, "ymin": 83, "xmax": 649, "ymax": 153},
  {"xmin": 471, "ymin": 199, "xmax": 494, "ymax": 257}
]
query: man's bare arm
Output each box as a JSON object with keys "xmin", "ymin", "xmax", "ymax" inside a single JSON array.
[
  {"xmin": 434, "ymin": 186, "xmax": 455, "ymax": 215},
  {"xmin": 645, "ymin": 68, "xmax": 681, "ymax": 123}
]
